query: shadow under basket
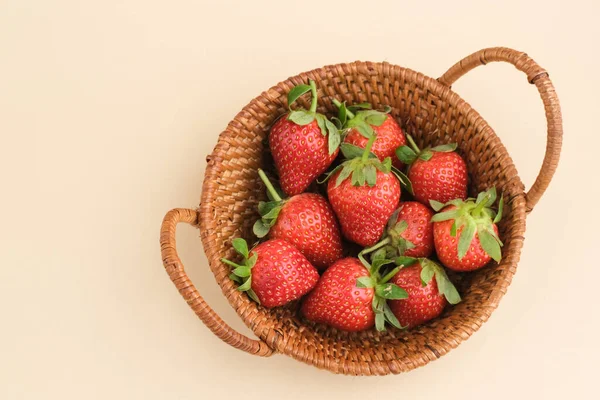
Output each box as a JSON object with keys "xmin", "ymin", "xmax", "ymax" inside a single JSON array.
[{"xmin": 160, "ymin": 47, "xmax": 563, "ymax": 376}]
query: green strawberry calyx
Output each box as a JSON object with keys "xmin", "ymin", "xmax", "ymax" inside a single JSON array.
[
  {"xmin": 221, "ymin": 238, "xmax": 261, "ymax": 304},
  {"xmin": 252, "ymin": 169, "xmax": 288, "ymax": 238},
  {"xmin": 430, "ymin": 187, "xmax": 505, "ymax": 262},
  {"xmin": 286, "ymin": 80, "xmax": 341, "ymax": 155},
  {"xmin": 359, "ymin": 208, "xmax": 416, "ymax": 259},
  {"xmin": 394, "ymin": 256, "xmax": 462, "ymax": 305},
  {"xmin": 356, "ymin": 252, "xmax": 409, "ymax": 331},
  {"xmin": 331, "ymin": 98, "xmax": 391, "ymax": 139},
  {"xmin": 396, "ymin": 134, "xmax": 458, "ymax": 165}
]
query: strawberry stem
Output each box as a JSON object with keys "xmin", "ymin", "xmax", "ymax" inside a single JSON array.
[
  {"xmin": 380, "ymin": 266, "xmax": 400, "ymax": 284},
  {"xmin": 332, "ymin": 98, "xmax": 355, "ymax": 119},
  {"xmin": 360, "ymin": 237, "xmax": 391, "ymax": 255},
  {"xmin": 309, "ymin": 80, "xmax": 318, "ymax": 113},
  {"xmin": 361, "ymin": 134, "xmax": 377, "ymax": 162},
  {"xmin": 257, "ymin": 169, "xmax": 282, "ymax": 202},
  {"xmin": 406, "ymin": 134, "xmax": 421, "ymax": 154}
]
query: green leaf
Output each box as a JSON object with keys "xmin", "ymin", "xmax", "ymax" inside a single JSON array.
[
  {"xmin": 287, "ymin": 84, "xmax": 311, "ymax": 109},
  {"xmin": 351, "ymin": 168, "xmax": 365, "ymax": 186},
  {"xmin": 431, "ymin": 264, "xmax": 461, "ymax": 305},
  {"xmin": 355, "ymin": 122, "xmax": 374, "ymax": 138},
  {"xmin": 372, "ymin": 247, "xmax": 387, "ymax": 262},
  {"xmin": 288, "ymin": 110, "xmax": 315, "ymax": 125},
  {"xmin": 246, "ymin": 288, "xmax": 261, "ymax": 304},
  {"xmin": 340, "ymin": 143, "xmax": 365, "ymax": 159},
  {"xmin": 419, "ymin": 150, "xmax": 433, "ymax": 161},
  {"xmin": 494, "ymin": 194, "xmax": 504, "ymax": 223},
  {"xmin": 450, "ymin": 220, "xmax": 457, "ymax": 237},
  {"xmin": 229, "ymin": 273, "xmax": 242, "ymax": 283},
  {"xmin": 420, "ymin": 264, "xmax": 435, "ymax": 286},
  {"xmin": 484, "ymin": 187, "xmax": 497, "ymax": 207},
  {"xmin": 478, "ymin": 229, "xmax": 502, "ymax": 262},
  {"xmin": 431, "ymin": 209, "xmax": 461, "ymax": 222},
  {"xmin": 383, "ymin": 302, "xmax": 403, "ymax": 329},
  {"xmin": 431, "ymin": 143, "xmax": 458, "ymax": 152},
  {"xmin": 457, "ymin": 217, "xmax": 477, "ymax": 259},
  {"xmin": 237, "ymin": 277, "xmax": 252, "ymax": 291},
  {"xmin": 247, "ymin": 252, "xmax": 258, "ymax": 268},
  {"xmin": 376, "ymin": 283, "xmax": 408, "ymax": 300},
  {"xmin": 221, "ymin": 258, "xmax": 244, "ymax": 269},
  {"xmin": 429, "ymin": 200, "xmax": 445, "ymax": 212},
  {"xmin": 365, "ymin": 113, "xmax": 387, "ymax": 126},
  {"xmin": 396, "ymin": 146, "xmax": 417, "ymax": 164},
  {"xmin": 381, "ymin": 156, "xmax": 392, "ymax": 172},
  {"xmin": 315, "ymin": 113, "xmax": 327, "ymax": 137},
  {"xmin": 348, "ymin": 102, "xmax": 372, "ymax": 111},
  {"xmin": 325, "ymin": 119, "xmax": 341, "ymax": 154},
  {"xmin": 358, "ymin": 252, "xmax": 371, "ymax": 270},
  {"xmin": 386, "ymin": 209, "xmax": 400, "ymax": 230},
  {"xmin": 335, "ymin": 164, "xmax": 354, "ymax": 187},
  {"xmin": 232, "ymin": 238, "xmax": 249, "ymax": 258},
  {"xmin": 395, "ymin": 256, "xmax": 417, "ymax": 267},
  {"xmin": 394, "ymin": 220, "xmax": 408, "ymax": 234},
  {"xmin": 262, "ymin": 205, "xmax": 282, "ymax": 220},
  {"xmin": 364, "ymin": 164, "xmax": 377, "ymax": 186},
  {"xmin": 317, "ymin": 164, "xmax": 343, "ymax": 184},
  {"xmin": 382, "ymin": 105, "xmax": 392, "ymax": 113},
  {"xmin": 391, "ymin": 167, "xmax": 413, "ymax": 194},
  {"xmin": 356, "ymin": 276, "xmax": 375, "ymax": 288},
  {"xmin": 338, "ymin": 102, "xmax": 347, "ymax": 126},
  {"xmin": 232, "ymin": 266, "xmax": 251, "ymax": 278},
  {"xmin": 375, "ymin": 312, "xmax": 385, "ymax": 332},
  {"xmin": 258, "ymin": 201, "xmax": 280, "ymax": 216}
]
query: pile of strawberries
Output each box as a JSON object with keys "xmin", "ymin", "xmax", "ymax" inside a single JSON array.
[{"xmin": 223, "ymin": 80, "xmax": 504, "ymax": 332}]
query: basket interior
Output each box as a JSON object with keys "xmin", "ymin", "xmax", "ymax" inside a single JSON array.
[{"xmin": 199, "ymin": 62, "xmax": 527, "ymax": 375}]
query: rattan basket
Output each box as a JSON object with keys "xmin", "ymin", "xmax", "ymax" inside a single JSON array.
[{"xmin": 160, "ymin": 47, "xmax": 562, "ymax": 375}]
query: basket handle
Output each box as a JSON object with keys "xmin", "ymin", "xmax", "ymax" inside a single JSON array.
[
  {"xmin": 438, "ymin": 47, "xmax": 563, "ymax": 212},
  {"xmin": 160, "ymin": 208, "xmax": 274, "ymax": 357}
]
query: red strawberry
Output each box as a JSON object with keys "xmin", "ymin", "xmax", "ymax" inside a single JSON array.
[
  {"xmin": 396, "ymin": 135, "xmax": 468, "ymax": 205},
  {"xmin": 270, "ymin": 80, "xmax": 341, "ymax": 196},
  {"xmin": 362, "ymin": 201, "xmax": 434, "ymax": 260},
  {"xmin": 431, "ymin": 188, "xmax": 504, "ymax": 271},
  {"xmin": 389, "ymin": 257, "xmax": 461, "ymax": 328},
  {"xmin": 253, "ymin": 169, "xmax": 343, "ymax": 270},
  {"xmin": 333, "ymin": 99, "xmax": 406, "ymax": 169},
  {"xmin": 328, "ymin": 169, "xmax": 400, "ymax": 247},
  {"xmin": 326, "ymin": 137, "xmax": 404, "ymax": 247},
  {"xmin": 302, "ymin": 257, "xmax": 408, "ymax": 332},
  {"xmin": 222, "ymin": 238, "xmax": 319, "ymax": 308}
]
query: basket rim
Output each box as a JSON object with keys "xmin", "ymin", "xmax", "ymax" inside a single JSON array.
[{"xmin": 198, "ymin": 60, "xmax": 527, "ymax": 375}]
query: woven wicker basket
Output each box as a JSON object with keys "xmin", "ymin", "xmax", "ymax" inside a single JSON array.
[{"xmin": 160, "ymin": 47, "xmax": 562, "ymax": 375}]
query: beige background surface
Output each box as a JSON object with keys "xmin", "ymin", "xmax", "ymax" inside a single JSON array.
[{"xmin": 1, "ymin": 0, "xmax": 598, "ymax": 398}]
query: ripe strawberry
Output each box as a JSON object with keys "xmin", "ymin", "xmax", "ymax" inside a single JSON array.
[
  {"xmin": 362, "ymin": 201, "xmax": 434, "ymax": 260},
  {"xmin": 396, "ymin": 134, "xmax": 468, "ymax": 205},
  {"xmin": 332, "ymin": 99, "xmax": 406, "ymax": 169},
  {"xmin": 253, "ymin": 169, "xmax": 343, "ymax": 270},
  {"xmin": 431, "ymin": 188, "xmax": 504, "ymax": 271},
  {"xmin": 389, "ymin": 257, "xmax": 461, "ymax": 328},
  {"xmin": 302, "ymin": 256, "xmax": 408, "ymax": 332},
  {"xmin": 270, "ymin": 80, "xmax": 341, "ymax": 196},
  {"xmin": 326, "ymin": 138, "xmax": 405, "ymax": 247},
  {"xmin": 222, "ymin": 238, "xmax": 318, "ymax": 308}
]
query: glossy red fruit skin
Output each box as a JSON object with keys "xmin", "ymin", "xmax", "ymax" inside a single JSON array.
[
  {"xmin": 408, "ymin": 151, "xmax": 468, "ymax": 205},
  {"xmin": 396, "ymin": 201, "xmax": 434, "ymax": 258},
  {"xmin": 270, "ymin": 117, "xmax": 339, "ymax": 196},
  {"xmin": 327, "ymin": 170, "xmax": 401, "ymax": 247},
  {"xmin": 344, "ymin": 116, "xmax": 406, "ymax": 169},
  {"xmin": 301, "ymin": 258, "xmax": 374, "ymax": 332},
  {"xmin": 433, "ymin": 207, "xmax": 500, "ymax": 271},
  {"xmin": 269, "ymin": 193, "xmax": 343, "ymax": 270},
  {"xmin": 389, "ymin": 263, "xmax": 447, "ymax": 328},
  {"xmin": 250, "ymin": 239, "xmax": 319, "ymax": 308}
]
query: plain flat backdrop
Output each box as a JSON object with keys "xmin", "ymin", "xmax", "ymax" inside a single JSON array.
[{"xmin": 1, "ymin": 0, "xmax": 598, "ymax": 398}]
